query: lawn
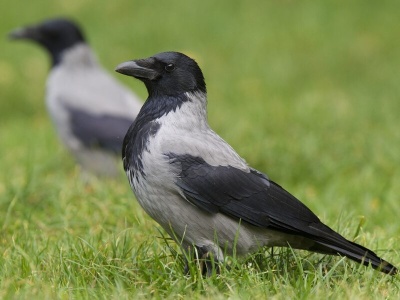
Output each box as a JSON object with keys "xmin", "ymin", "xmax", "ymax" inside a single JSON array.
[{"xmin": 1, "ymin": 0, "xmax": 399, "ymax": 299}]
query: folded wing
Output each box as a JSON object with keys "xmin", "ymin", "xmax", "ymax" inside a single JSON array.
[{"xmin": 167, "ymin": 153, "xmax": 397, "ymax": 275}]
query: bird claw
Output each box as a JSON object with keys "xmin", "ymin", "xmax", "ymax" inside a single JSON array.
[{"xmin": 183, "ymin": 246, "xmax": 221, "ymax": 277}]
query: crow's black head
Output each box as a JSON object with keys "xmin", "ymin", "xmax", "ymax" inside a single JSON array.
[
  {"xmin": 115, "ymin": 52, "xmax": 206, "ymax": 97},
  {"xmin": 9, "ymin": 18, "xmax": 85, "ymax": 66}
]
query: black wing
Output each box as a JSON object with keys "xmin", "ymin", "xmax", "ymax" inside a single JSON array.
[
  {"xmin": 167, "ymin": 153, "xmax": 397, "ymax": 274},
  {"xmin": 167, "ymin": 153, "xmax": 320, "ymax": 235},
  {"xmin": 67, "ymin": 106, "xmax": 134, "ymax": 154}
]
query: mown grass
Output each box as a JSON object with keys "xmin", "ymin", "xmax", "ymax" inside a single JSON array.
[{"xmin": 1, "ymin": 0, "xmax": 400, "ymax": 299}]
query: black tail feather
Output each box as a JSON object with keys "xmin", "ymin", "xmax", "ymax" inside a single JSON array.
[
  {"xmin": 314, "ymin": 239, "xmax": 397, "ymax": 275},
  {"xmin": 305, "ymin": 222, "xmax": 397, "ymax": 275}
]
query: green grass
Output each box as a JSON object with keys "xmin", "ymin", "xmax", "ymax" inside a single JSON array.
[{"xmin": 1, "ymin": 0, "xmax": 400, "ymax": 298}]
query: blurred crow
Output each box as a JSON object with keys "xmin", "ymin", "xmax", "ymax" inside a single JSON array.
[
  {"xmin": 9, "ymin": 18, "xmax": 142, "ymax": 177},
  {"xmin": 116, "ymin": 51, "xmax": 397, "ymax": 275}
]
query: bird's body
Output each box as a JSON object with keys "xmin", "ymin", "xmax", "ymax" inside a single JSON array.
[
  {"xmin": 47, "ymin": 43, "xmax": 141, "ymax": 175},
  {"xmin": 116, "ymin": 52, "xmax": 397, "ymax": 274},
  {"xmin": 125, "ymin": 91, "xmax": 306, "ymax": 258},
  {"xmin": 10, "ymin": 19, "xmax": 142, "ymax": 176}
]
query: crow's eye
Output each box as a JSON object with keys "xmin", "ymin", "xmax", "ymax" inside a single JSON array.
[{"xmin": 165, "ymin": 63, "xmax": 175, "ymax": 72}]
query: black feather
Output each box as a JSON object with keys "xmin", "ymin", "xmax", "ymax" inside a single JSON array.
[
  {"xmin": 167, "ymin": 153, "xmax": 397, "ymax": 275},
  {"xmin": 67, "ymin": 106, "xmax": 133, "ymax": 154}
]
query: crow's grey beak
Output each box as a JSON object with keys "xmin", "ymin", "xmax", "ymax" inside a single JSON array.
[
  {"xmin": 8, "ymin": 26, "xmax": 38, "ymax": 40},
  {"xmin": 115, "ymin": 60, "xmax": 159, "ymax": 80}
]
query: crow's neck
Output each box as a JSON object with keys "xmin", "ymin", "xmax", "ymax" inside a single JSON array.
[
  {"xmin": 135, "ymin": 90, "xmax": 207, "ymax": 129},
  {"xmin": 51, "ymin": 43, "xmax": 97, "ymax": 68}
]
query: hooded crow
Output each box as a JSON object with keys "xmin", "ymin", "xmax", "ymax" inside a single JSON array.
[
  {"xmin": 9, "ymin": 18, "xmax": 142, "ymax": 177},
  {"xmin": 115, "ymin": 51, "xmax": 397, "ymax": 275}
]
